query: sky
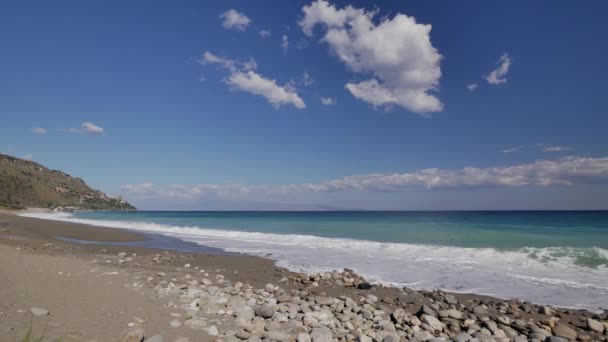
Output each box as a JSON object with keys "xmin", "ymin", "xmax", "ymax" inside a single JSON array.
[{"xmin": 1, "ymin": 0, "xmax": 607, "ymax": 210}]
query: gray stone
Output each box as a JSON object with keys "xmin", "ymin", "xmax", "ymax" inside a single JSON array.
[
  {"xmin": 235, "ymin": 305, "xmax": 255, "ymax": 325},
  {"xmin": 30, "ymin": 308, "xmax": 49, "ymax": 317},
  {"xmin": 119, "ymin": 327, "xmax": 145, "ymax": 342},
  {"xmin": 552, "ymin": 324, "xmax": 577, "ymax": 340},
  {"xmin": 544, "ymin": 337, "xmax": 568, "ymax": 342},
  {"xmin": 266, "ymin": 330, "xmax": 291, "ymax": 341},
  {"xmin": 315, "ymin": 296, "xmax": 335, "ymax": 306},
  {"xmin": 311, "ymin": 327, "xmax": 333, "ymax": 342},
  {"xmin": 255, "ymin": 305, "xmax": 276, "ymax": 319},
  {"xmin": 297, "ymin": 333, "xmax": 312, "ymax": 342},
  {"xmin": 444, "ymin": 294, "xmax": 458, "ymax": 305},
  {"xmin": 454, "ymin": 333, "xmax": 473, "ymax": 342},
  {"xmin": 206, "ymin": 325, "xmax": 219, "ymax": 336},
  {"xmin": 412, "ymin": 330, "xmax": 434, "ymax": 341},
  {"xmin": 382, "ymin": 333, "xmax": 399, "ymax": 342},
  {"xmin": 144, "ymin": 335, "xmax": 164, "ymax": 342},
  {"xmin": 169, "ymin": 319, "xmax": 182, "ymax": 328},
  {"xmin": 423, "ymin": 314, "xmax": 444, "ymax": 332},
  {"xmin": 587, "ymin": 318, "xmax": 604, "ymax": 333},
  {"xmin": 398, "ymin": 292, "xmax": 424, "ymax": 304},
  {"xmin": 236, "ymin": 331, "xmax": 251, "ymax": 340},
  {"xmin": 473, "ymin": 306, "xmax": 489, "ymax": 317},
  {"xmin": 359, "ymin": 308, "xmax": 373, "ymax": 320}
]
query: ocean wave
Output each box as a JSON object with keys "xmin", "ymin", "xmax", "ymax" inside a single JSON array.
[{"xmin": 18, "ymin": 211, "xmax": 608, "ymax": 310}]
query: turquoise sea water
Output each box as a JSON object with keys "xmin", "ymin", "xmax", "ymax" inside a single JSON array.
[{"xmin": 22, "ymin": 211, "xmax": 608, "ymax": 310}]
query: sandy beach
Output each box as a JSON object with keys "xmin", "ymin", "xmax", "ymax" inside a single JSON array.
[{"xmin": 1, "ymin": 212, "xmax": 607, "ymax": 342}]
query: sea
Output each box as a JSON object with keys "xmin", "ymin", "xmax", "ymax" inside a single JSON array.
[{"xmin": 20, "ymin": 210, "xmax": 608, "ymax": 311}]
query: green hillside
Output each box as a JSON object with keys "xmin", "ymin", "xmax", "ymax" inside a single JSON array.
[{"xmin": 0, "ymin": 153, "xmax": 135, "ymax": 211}]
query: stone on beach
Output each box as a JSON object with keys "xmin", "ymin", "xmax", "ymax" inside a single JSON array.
[
  {"xmin": 254, "ymin": 305, "xmax": 275, "ymax": 319},
  {"xmin": 586, "ymin": 318, "xmax": 604, "ymax": 333},
  {"xmin": 30, "ymin": 307, "xmax": 49, "ymax": 317},
  {"xmin": 552, "ymin": 324, "xmax": 577, "ymax": 340},
  {"xmin": 119, "ymin": 327, "xmax": 145, "ymax": 342}
]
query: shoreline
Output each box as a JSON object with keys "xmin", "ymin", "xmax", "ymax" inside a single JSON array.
[{"xmin": 1, "ymin": 212, "xmax": 607, "ymax": 341}]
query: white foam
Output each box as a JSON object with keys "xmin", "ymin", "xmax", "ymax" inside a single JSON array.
[{"xmin": 19, "ymin": 211, "xmax": 608, "ymax": 310}]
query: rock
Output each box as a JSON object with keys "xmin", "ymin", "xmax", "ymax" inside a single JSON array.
[
  {"xmin": 444, "ymin": 294, "xmax": 458, "ymax": 305},
  {"xmin": 276, "ymin": 294, "xmax": 291, "ymax": 303},
  {"xmin": 169, "ymin": 319, "xmax": 182, "ymax": 328},
  {"xmin": 265, "ymin": 283, "xmax": 276, "ymax": 292},
  {"xmin": 30, "ymin": 308, "xmax": 49, "ymax": 317},
  {"xmin": 398, "ymin": 292, "xmax": 424, "ymax": 304},
  {"xmin": 119, "ymin": 327, "xmax": 145, "ymax": 342},
  {"xmin": 235, "ymin": 306, "xmax": 255, "ymax": 325},
  {"xmin": 390, "ymin": 308, "xmax": 407, "ymax": 324},
  {"xmin": 357, "ymin": 282, "xmax": 373, "ymax": 290},
  {"xmin": 552, "ymin": 324, "xmax": 577, "ymax": 340},
  {"xmin": 266, "ymin": 331, "xmax": 290, "ymax": 341},
  {"xmin": 544, "ymin": 337, "xmax": 568, "ymax": 342},
  {"xmin": 586, "ymin": 318, "xmax": 604, "ymax": 333},
  {"xmin": 311, "ymin": 327, "xmax": 333, "ymax": 342},
  {"xmin": 454, "ymin": 333, "xmax": 473, "ymax": 342},
  {"xmin": 413, "ymin": 330, "xmax": 434, "ymax": 341},
  {"xmin": 144, "ymin": 335, "xmax": 164, "ymax": 342},
  {"xmin": 540, "ymin": 306, "xmax": 554, "ymax": 316},
  {"xmin": 356, "ymin": 335, "xmax": 373, "ymax": 342},
  {"xmin": 206, "ymin": 325, "xmax": 218, "ymax": 336},
  {"xmin": 382, "ymin": 296, "xmax": 394, "ymax": 304},
  {"xmin": 255, "ymin": 305, "xmax": 275, "ymax": 319},
  {"xmin": 315, "ymin": 296, "xmax": 335, "ymax": 306},
  {"xmin": 472, "ymin": 306, "xmax": 489, "ymax": 317},
  {"xmin": 359, "ymin": 308, "xmax": 374, "ymax": 320},
  {"xmin": 382, "ymin": 333, "xmax": 399, "ymax": 342},
  {"xmin": 297, "ymin": 333, "xmax": 312, "ymax": 342},
  {"xmin": 422, "ymin": 315, "xmax": 444, "ymax": 332},
  {"xmin": 445, "ymin": 309, "xmax": 463, "ymax": 320},
  {"xmin": 236, "ymin": 331, "xmax": 251, "ymax": 340},
  {"xmin": 172, "ymin": 339, "xmax": 189, "ymax": 342}
]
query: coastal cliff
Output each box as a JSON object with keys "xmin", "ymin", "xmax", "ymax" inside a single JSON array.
[{"xmin": 0, "ymin": 153, "xmax": 135, "ymax": 211}]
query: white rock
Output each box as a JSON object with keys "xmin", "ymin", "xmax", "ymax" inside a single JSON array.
[
  {"xmin": 170, "ymin": 319, "xmax": 182, "ymax": 328},
  {"xmin": 206, "ymin": 325, "xmax": 219, "ymax": 336},
  {"xmin": 30, "ymin": 308, "xmax": 49, "ymax": 317},
  {"xmin": 422, "ymin": 315, "xmax": 444, "ymax": 332}
]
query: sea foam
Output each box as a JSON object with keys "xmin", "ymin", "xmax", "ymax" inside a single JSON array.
[{"xmin": 19, "ymin": 211, "xmax": 608, "ymax": 310}]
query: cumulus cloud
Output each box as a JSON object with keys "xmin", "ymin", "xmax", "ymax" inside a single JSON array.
[
  {"xmin": 226, "ymin": 71, "xmax": 306, "ymax": 109},
  {"xmin": 320, "ymin": 97, "xmax": 336, "ymax": 105},
  {"xmin": 219, "ymin": 9, "xmax": 251, "ymax": 31},
  {"xmin": 259, "ymin": 29, "xmax": 271, "ymax": 38},
  {"xmin": 200, "ymin": 51, "xmax": 305, "ymax": 109},
  {"xmin": 467, "ymin": 83, "xmax": 478, "ymax": 92},
  {"xmin": 486, "ymin": 53, "xmax": 512, "ymax": 85},
  {"xmin": 299, "ymin": 0, "xmax": 442, "ymax": 114},
  {"xmin": 281, "ymin": 34, "xmax": 289, "ymax": 54},
  {"xmin": 122, "ymin": 156, "xmax": 608, "ymax": 202},
  {"xmin": 67, "ymin": 122, "xmax": 104, "ymax": 135},
  {"xmin": 32, "ymin": 127, "xmax": 47, "ymax": 135}
]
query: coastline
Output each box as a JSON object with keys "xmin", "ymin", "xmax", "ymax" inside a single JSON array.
[{"xmin": 1, "ymin": 212, "xmax": 607, "ymax": 341}]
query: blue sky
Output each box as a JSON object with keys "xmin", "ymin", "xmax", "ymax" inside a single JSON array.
[{"xmin": 1, "ymin": 0, "xmax": 607, "ymax": 210}]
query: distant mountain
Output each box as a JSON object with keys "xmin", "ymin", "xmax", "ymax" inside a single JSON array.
[{"xmin": 0, "ymin": 153, "xmax": 135, "ymax": 211}]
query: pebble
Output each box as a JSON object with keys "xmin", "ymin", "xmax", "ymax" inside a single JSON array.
[
  {"xmin": 586, "ymin": 318, "xmax": 604, "ymax": 333},
  {"xmin": 169, "ymin": 319, "xmax": 182, "ymax": 328},
  {"xmin": 254, "ymin": 305, "xmax": 275, "ymax": 319},
  {"xmin": 552, "ymin": 324, "xmax": 577, "ymax": 340},
  {"xmin": 119, "ymin": 327, "xmax": 145, "ymax": 342},
  {"xmin": 144, "ymin": 335, "xmax": 164, "ymax": 342},
  {"xmin": 206, "ymin": 325, "xmax": 219, "ymax": 336},
  {"xmin": 30, "ymin": 307, "xmax": 49, "ymax": 317}
]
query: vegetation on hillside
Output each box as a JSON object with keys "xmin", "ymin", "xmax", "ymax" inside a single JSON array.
[{"xmin": 0, "ymin": 153, "xmax": 135, "ymax": 211}]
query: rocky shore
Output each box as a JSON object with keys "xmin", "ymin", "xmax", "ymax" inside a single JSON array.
[{"xmin": 1, "ymin": 212, "xmax": 607, "ymax": 342}]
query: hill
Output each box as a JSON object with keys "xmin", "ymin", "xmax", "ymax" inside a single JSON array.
[{"xmin": 0, "ymin": 153, "xmax": 135, "ymax": 211}]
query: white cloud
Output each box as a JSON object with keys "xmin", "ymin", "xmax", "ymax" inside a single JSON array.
[
  {"xmin": 467, "ymin": 83, "xmax": 478, "ymax": 92},
  {"xmin": 320, "ymin": 97, "xmax": 336, "ymax": 105},
  {"xmin": 22, "ymin": 154, "xmax": 33, "ymax": 161},
  {"xmin": 502, "ymin": 146, "xmax": 522, "ymax": 153},
  {"xmin": 299, "ymin": 0, "xmax": 442, "ymax": 114},
  {"xmin": 281, "ymin": 34, "xmax": 289, "ymax": 54},
  {"xmin": 540, "ymin": 144, "xmax": 573, "ymax": 153},
  {"xmin": 123, "ymin": 156, "xmax": 608, "ymax": 201},
  {"xmin": 67, "ymin": 122, "xmax": 104, "ymax": 135},
  {"xmin": 486, "ymin": 53, "xmax": 512, "ymax": 85},
  {"xmin": 259, "ymin": 29, "xmax": 271, "ymax": 38},
  {"xmin": 219, "ymin": 9, "xmax": 251, "ymax": 31},
  {"xmin": 302, "ymin": 72, "xmax": 314, "ymax": 87},
  {"xmin": 226, "ymin": 71, "xmax": 306, "ymax": 109},
  {"xmin": 32, "ymin": 127, "xmax": 47, "ymax": 135},
  {"xmin": 201, "ymin": 51, "xmax": 305, "ymax": 109}
]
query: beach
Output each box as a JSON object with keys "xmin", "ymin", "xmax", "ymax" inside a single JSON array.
[{"xmin": 1, "ymin": 211, "xmax": 607, "ymax": 342}]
